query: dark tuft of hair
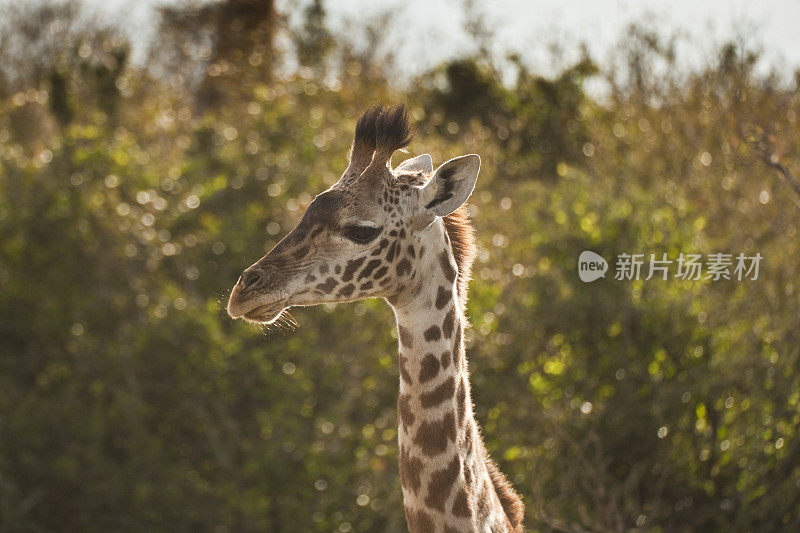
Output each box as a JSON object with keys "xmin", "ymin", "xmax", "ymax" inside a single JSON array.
[
  {"xmin": 374, "ymin": 104, "xmax": 413, "ymax": 162},
  {"xmin": 350, "ymin": 105, "xmax": 381, "ymax": 167},
  {"xmin": 349, "ymin": 105, "xmax": 414, "ymax": 174},
  {"xmin": 442, "ymin": 205, "xmax": 476, "ymax": 307}
]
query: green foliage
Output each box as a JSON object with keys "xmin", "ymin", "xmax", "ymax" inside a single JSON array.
[{"xmin": 1, "ymin": 5, "xmax": 799, "ymax": 532}]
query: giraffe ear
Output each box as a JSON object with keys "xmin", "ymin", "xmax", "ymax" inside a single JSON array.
[
  {"xmin": 395, "ymin": 153, "xmax": 433, "ymax": 174},
  {"xmin": 418, "ymin": 154, "xmax": 480, "ymax": 217}
]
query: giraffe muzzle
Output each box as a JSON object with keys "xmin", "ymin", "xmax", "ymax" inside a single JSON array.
[{"xmin": 227, "ymin": 263, "xmax": 290, "ymax": 322}]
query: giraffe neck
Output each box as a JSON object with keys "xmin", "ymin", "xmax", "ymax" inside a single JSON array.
[{"xmin": 390, "ymin": 228, "xmax": 510, "ymax": 532}]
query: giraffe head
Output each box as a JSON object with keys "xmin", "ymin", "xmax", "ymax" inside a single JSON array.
[{"xmin": 227, "ymin": 104, "xmax": 479, "ymax": 324}]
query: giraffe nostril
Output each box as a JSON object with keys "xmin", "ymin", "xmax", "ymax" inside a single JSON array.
[{"xmin": 240, "ymin": 268, "xmax": 263, "ymax": 290}]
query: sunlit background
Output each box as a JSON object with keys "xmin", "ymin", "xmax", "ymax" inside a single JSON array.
[{"xmin": 1, "ymin": 0, "xmax": 799, "ymax": 531}]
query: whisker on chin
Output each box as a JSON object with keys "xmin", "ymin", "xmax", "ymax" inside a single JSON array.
[
  {"xmin": 260, "ymin": 321, "xmax": 282, "ymax": 336},
  {"xmin": 280, "ymin": 310, "xmax": 299, "ymax": 330},
  {"xmin": 255, "ymin": 309, "xmax": 298, "ymax": 336},
  {"xmin": 272, "ymin": 311, "xmax": 298, "ymax": 333}
]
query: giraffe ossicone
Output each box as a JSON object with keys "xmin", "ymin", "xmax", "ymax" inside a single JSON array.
[{"xmin": 227, "ymin": 104, "xmax": 524, "ymax": 532}]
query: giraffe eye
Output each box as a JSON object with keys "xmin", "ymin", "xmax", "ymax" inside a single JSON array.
[{"xmin": 342, "ymin": 225, "xmax": 380, "ymax": 244}]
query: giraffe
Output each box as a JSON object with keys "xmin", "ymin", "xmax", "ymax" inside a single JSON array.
[{"xmin": 227, "ymin": 104, "xmax": 524, "ymax": 532}]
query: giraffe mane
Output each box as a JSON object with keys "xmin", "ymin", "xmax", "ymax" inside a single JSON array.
[
  {"xmin": 485, "ymin": 455, "xmax": 525, "ymax": 531},
  {"xmin": 443, "ymin": 205, "xmax": 476, "ymax": 308}
]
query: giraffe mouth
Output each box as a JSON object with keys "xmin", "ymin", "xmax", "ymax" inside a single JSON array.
[
  {"xmin": 227, "ymin": 274, "xmax": 292, "ymax": 322},
  {"xmin": 243, "ymin": 302, "xmax": 287, "ymax": 324}
]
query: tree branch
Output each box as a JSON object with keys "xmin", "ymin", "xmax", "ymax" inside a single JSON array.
[{"xmin": 763, "ymin": 152, "xmax": 800, "ymax": 200}]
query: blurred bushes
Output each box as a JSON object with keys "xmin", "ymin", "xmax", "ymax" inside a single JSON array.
[
  {"xmin": 1, "ymin": 2, "xmax": 799, "ymax": 531},
  {"xmin": 416, "ymin": 55, "xmax": 596, "ymax": 179}
]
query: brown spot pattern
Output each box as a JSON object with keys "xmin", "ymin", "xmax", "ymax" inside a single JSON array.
[
  {"xmin": 338, "ymin": 283, "xmax": 355, "ymax": 297},
  {"xmin": 373, "ymin": 265, "xmax": 389, "ymax": 279},
  {"xmin": 451, "ymin": 488, "xmax": 472, "ymax": 517},
  {"xmin": 418, "ymin": 354, "xmax": 439, "ymax": 383},
  {"xmin": 420, "ymin": 376, "xmax": 456, "ymax": 408},
  {"xmin": 399, "ymin": 446, "xmax": 423, "ymax": 493},
  {"xmin": 399, "ymin": 354, "xmax": 413, "ymax": 384},
  {"xmin": 439, "ymin": 250, "xmax": 457, "ymax": 283},
  {"xmin": 358, "ymin": 259, "xmax": 381, "ymax": 280},
  {"xmin": 423, "ymin": 325, "xmax": 441, "ymax": 342},
  {"xmin": 424, "ymin": 455, "xmax": 460, "ymax": 511},
  {"xmin": 413, "ymin": 411, "xmax": 456, "ymax": 456},
  {"xmin": 372, "ymin": 239, "xmax": 389, "ymax": 256},
  {"xmin": 386, "ymin": 242, "xmax": 398, "ymax": 262},
  {"xmin": 398, "ymin": 394, "xmax": 415, "ymax": 428},
  {"xmin": 399, "ymin": 326, "xmax": 414, "ymax": 348},
  {"xmin": 442, "ymin": 308, "xmax": 455, "ymax": 338},
  {"xmin": 464, "ymin": 461, "xmax": 473, "ymax": 485},
  {"xmin": 435, "ymin": 286, "xmax": 452, "ymax": 310},
  {"xmin": 464, "ymin": 422, "xmax": 474, "ymax": 455},
  {"xmin": 396, "ymin": 258, "xmax": 412, "ymax": 276},
  {"xmin": 405, "ymin": 508, "xmax": 434, "ymax": 533},
  {"xmin": 476, "ymin": 480, "xmax": 492, "ymax": 522},
  {"xmin": 342, "ymin": 257, "xmax": 365, "ymax": 282},
  {"xmin": 440, "ymin": 351, "xmax": 451, "ymax": 370},
  {"xmin": 316, "ymin": 277, "xmax": 337, "ymax": 293}
]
